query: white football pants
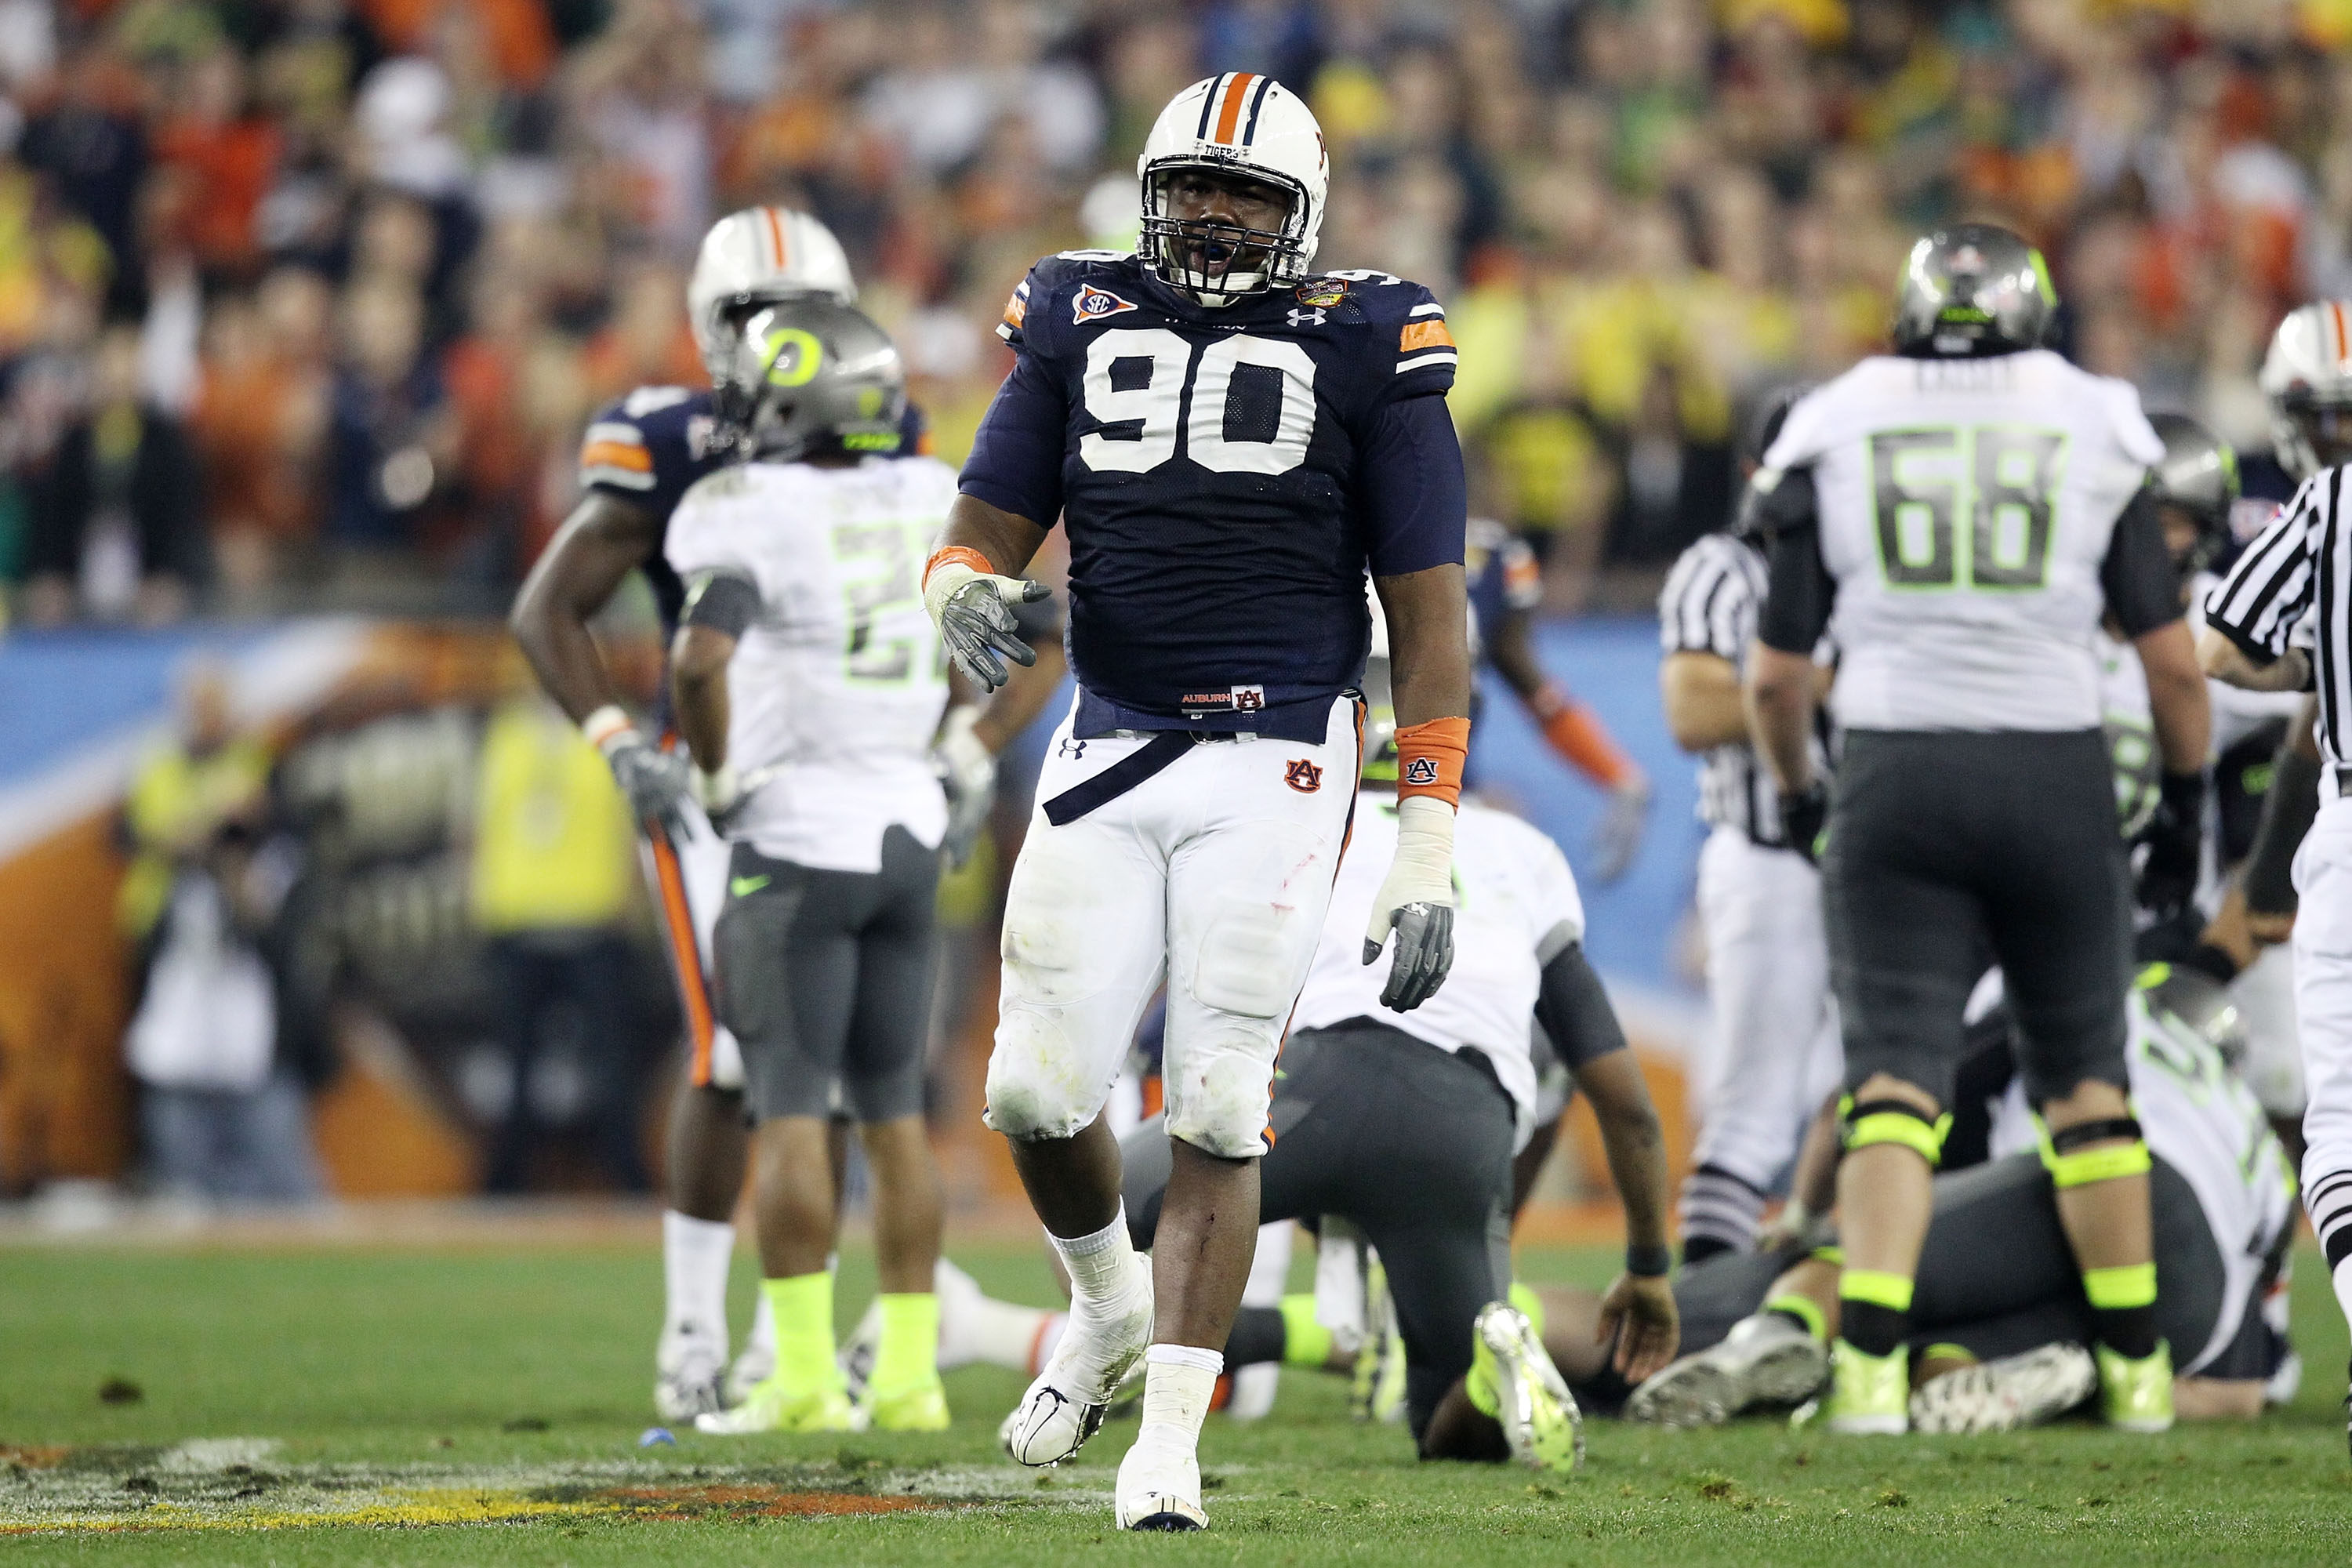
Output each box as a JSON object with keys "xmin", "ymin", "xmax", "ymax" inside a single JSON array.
[
  {"xmin": 985, "ymin": 695, "xmax": 1359, "ymax": 1160},
  {"xmin": 2290, "ymin": 793, "xmax": 2352, "ymax": 1307},
  {"xmin": 1690, "ymin": 826, "xmax": 1842, "ymax": 1191}
]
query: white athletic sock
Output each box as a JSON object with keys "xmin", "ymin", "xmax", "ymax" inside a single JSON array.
[
  {"xmin": 1131, "ymin": 1344, "xmax": 1223, "ymax": 1459},
  {"xmin": 934, "ymin": 1258, "xmax": 1053, "ymax": 1372},
  {"xmin": 744, "ymin": 1283, "xmax": 775, "ymax": 1360},
  {"xmin": 1049, "ymin": 1209, "xmax": 1140, "ymax": 1307},
  {"xmin": 662, "ymin": 1210, "xmax": 735, "ymax": 1347}
]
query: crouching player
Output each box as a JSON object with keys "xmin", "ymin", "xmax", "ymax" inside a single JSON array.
[
  {"xmin": 663, "ymin": 301, "xmax": 963, "ymax": 1434},
  {"xmin": 1617, "ymin": 965, "xmax": 2294, "ymax": 1431},
  {"xmin": 1113, "ymin": 628, "xmax": 1679, "ymax": 1467}
]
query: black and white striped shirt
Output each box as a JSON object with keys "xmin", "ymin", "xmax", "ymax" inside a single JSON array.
[
  {"xmin": 1660, "ymin": 532, "xmax": 1798, "ymax": 842},
  {"xmin": 2204, "ymin": 468, "xmax": 2338, "ymax": 764}
]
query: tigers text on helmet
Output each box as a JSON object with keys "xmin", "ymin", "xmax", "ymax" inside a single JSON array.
[
  {"xmin": 710, "ymin": 299, "xmax": 905, "ymax": 464},
  {"xmin": 1891, "ymin": 223, "xmax": 2056, "ymax": 359},
  {"xmin": 2258, "ymin": 301, "xmax": 2352, "ymax": 480},
  {"xmin": 1137, "ymin": 73, "xmax": 1328, "ymax": 306},
  {"xmin": 2144, "ymin": 412, "xmax": 2238, "ymax": 575},
  {"xmin": 688, "ymin": 207, "xmax": 857, "ymax": 385}
]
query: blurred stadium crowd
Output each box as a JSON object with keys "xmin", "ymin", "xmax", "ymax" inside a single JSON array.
[{"xmin": 3, "ymin": 0, "xmax": 2349, "ymax": 628}]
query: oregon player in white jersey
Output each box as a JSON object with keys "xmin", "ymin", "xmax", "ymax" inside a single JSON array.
[
  {"xmin": 1744, "ymin": 223, "xmax": 2212, "ymax": 1434},
  {"xmin": 662, "ymin": 300, "xmax": 959, "ymax": 1436}
]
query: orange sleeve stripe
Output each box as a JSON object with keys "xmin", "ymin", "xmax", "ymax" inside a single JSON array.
[
  {"xmin": 579, "ymin": 439, "xmax": 653, "ymax": 472},
  {"xmin": 1540, "ymin": 697, "xmax": 1636, "ymax": 788},
  {"xmin": 1400, "ymin": 319, "xmax": 1456, "ymax": 353},
  {"xmin": 1396, "ymin": 715, "xmax": 1472, "ymax": 808}
]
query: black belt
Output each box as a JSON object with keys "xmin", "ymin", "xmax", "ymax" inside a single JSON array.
[
  {"xmin": 1042, "ymin": 732, "xmax": 1197, "ymax": 826},
  {"xmin": 2336, "ymin": 766, "xmax": 2352, "ymax": 798}
]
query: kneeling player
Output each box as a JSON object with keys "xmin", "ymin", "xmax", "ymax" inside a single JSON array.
[
  {"xmin": 1619, "ymin": 966, "xmax": 2293, "ymax": 1431},
  {"xmin": 1116, "ymin": 635, "xmax": 1679, "ymax": 1468},
  {"xmin": 664, "ymin": 302, "xmax": 960, "ymax": 1434}
]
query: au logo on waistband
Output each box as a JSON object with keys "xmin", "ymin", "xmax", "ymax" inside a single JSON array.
[
  {"xmin": 1072, "ymin": 284, "xmax": 1138, "ymax": 325},
  {"xmin": 1178, "ymin": 684, "xmax": 1266, "ymax": 715},
  {"xmin": 1403, "ymin": 757, "xmax": 1440, "ymax": 786}
]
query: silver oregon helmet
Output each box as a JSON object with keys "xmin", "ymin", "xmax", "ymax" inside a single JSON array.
[
  {"xmin": 2145, "ymin": 412, "xmax": 2239, "ymax": 575},
  {"xmin": 712, "ymin": 299, "xmax": 906, "ymax": 463},
  {"xmin": 2140, "ymin": 963, "xmax": 2249, "ymax": 1067},
  {"xmin": 1892, "ymin": 223, "xmax": 2056, "ymax": 359}
]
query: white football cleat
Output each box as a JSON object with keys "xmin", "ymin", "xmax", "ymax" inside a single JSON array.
[
  {"xmin": 655, "ymin": 1331, "xmax": 728, "ymax": 1423},
  {"xmin": 1000, "ymin": 1263, "xmax": 1153, "ymax": 1467},
  {"xmin": 835, "ymin": 1298, "xmax": 883, "ymax": 1404},
  {"xmin": 1627, "ymin": 1311, "xmax": 1828, "ymax": 1428},
  {"xmin": 1115, "ymin": 1439, "xmax": 1207, "ymax": 1531},
  {"xmin": 1473, "ymin": 1302, "xmax": 1584, "ymax": 1472},
  {"xmin": 1908, "ymin": 1342, "xmax": 2097, "ymax": 1435}
]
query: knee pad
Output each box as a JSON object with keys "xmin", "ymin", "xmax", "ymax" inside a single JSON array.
[
  {"xmin": 998, "ymin": 836, "xmax": 1104, "ymax": 1008},
  {"xmin": 982, "ymin": 1011, "xmax": 1102, "ymax": 1142},
  {"xmin": 1189, "ymin": 897, "xmax": 1313, "ymax": 1020},
  {"xmin": 1162, "ymin": 1029, "xmax": 1276, "ymax": 1159},
  {"xmin": 2035, "ymin": 1113, "xmax": 2151, "ymax": 1188},
  {"xmin": 1838, "ymin": 1094, "xmax": 1949, "ymax": 1167}
]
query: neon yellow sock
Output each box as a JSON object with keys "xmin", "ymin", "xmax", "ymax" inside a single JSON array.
[
  {"xmin": 868, "ymin": 1292, "xmax": 940, "ymax": 1398},
  {"xmin": 1279, "ymin": 1294, "xmax": 1333, "ymax": 1367},
  {"xmin": 1508, "ymin": 1279, "xmax": 1546, "ymax": 1339},
  {"xmin": 762, "ymin": 1271, "xmax": 840, "ymax": 1395},
  {"xmin": 1466, "ymin": 1331, "xmax": 1501, "ymax": 1417}
]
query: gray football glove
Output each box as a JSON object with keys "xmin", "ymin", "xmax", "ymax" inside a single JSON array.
[
  {"xmin": 1589, "ymin": 776, "xmax": 1652, "ymax": 884},
  {"xmin": 1363, "ymin": 797, "xmax": 1459, "ymax": 1012},
  {"xmin": 1367, "ymin": 901, "xmax": 1456, "ymax": 1011},
  {"xmin": 924, "ymin": 561, "xmax": 1049, "ymax": 692},
  {"xmin": 931, "ymin": 707, "xmax": 997, "ymax": 869},
  {"xmin": 601, "ymin": 729, "xmax": 692, "ymax": 840}
]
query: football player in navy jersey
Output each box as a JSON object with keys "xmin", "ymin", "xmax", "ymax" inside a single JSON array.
[
  {"xmin": 510, "ymin": 207, "xmax": 1062, "ymax": 1424},
  {"xmin": 924, "ymin": 73, "xmax": 1475, "ymax": 1532}
]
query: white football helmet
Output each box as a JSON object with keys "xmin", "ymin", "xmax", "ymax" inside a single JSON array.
[
  {"xmin": 2258, "ymin": 300, "xmax": 2352, "ymax": 479},
  {"xmin": 1137, "ymin": 73, "xmax": 1328, "ymax": 304},
  {"xmin": 686, "ymin": 207, "xmax": 857, "ymax": 383}
]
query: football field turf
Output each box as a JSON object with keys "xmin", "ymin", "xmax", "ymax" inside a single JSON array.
[{"xmin": 5, "ymin": 1232, "xmax": 2349, "ymax": 1565}]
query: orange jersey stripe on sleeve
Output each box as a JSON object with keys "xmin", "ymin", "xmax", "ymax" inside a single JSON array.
[{"xmin": 1400, "ymin": 319, "xmax": 1456, "ymax": 353}]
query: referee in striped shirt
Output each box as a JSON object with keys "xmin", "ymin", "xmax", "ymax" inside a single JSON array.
[
  {"xmin": 2199, "ymin": 459, "xmax": 2351, "ymax": 1444},
  {"xmin": 1657, "ymin": 389, "xmax": 1841, "ymax": 1261}
]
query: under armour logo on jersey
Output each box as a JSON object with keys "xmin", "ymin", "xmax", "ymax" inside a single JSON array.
[
  {"xmin": 1403, "ymin": 757, "xmax": 1440, "ymax": 787},
  {"xmin": 1072, "ymin": 284, "xmax": 1138, "ymax": 325},
  {"xmin": 1284, "ymin": 758, "xmax": 1323, "ymax": 793},
  {"xmin": 1287, "ymin": 307, "xmax": 1327, "ymax": 328},
  {"xmin": 1058, "ymin": 737, "xmax": 1088, "ymax": 760}
]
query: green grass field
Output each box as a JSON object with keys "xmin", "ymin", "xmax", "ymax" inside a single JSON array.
[{"xmin": 3, "ymin": 1234, "xmax": 2348, "ymax": 1565}]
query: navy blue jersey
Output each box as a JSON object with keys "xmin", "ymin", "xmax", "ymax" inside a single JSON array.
[
  {"xmin": 1465, "ymin": 515, "xmax": 1541, "ymax": 663},
  {"xmin": 579, "ymin": 386, "xmax": 724, "ymax": 633},
  {"xmin": 580, "ymin": 387, "xmax": 936, "ymax": 634},
  {"xmin": 960, "ymin": 252, "xmax": 1465, "ymax": 743}
]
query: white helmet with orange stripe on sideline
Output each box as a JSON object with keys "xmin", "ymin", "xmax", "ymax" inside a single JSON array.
[
  {"xmin": 686, "ymin": 207, "xmax": 858, "ymax": 383},
  {"xmin": 2259, "ymin": 300, "xmax": 2352, "ymax": 479},
  {"xmin": 1137, "ymin": 73, "xmax": 1328, "ymax": 304}
]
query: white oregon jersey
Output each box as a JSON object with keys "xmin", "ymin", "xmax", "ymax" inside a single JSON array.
[
  {"xmin": 664, "ymin": 456, "xmax": 957, "ymax": 873},
  {"xmin": 1987, "ymin": 986, "xmax": 2296, "ymax": 1376},
  {"xmin": 1293, "ymin": 793, "xmax": 1584, "ymax": 1149},
  {"xmin": 1765, "ymin": 350, "xmax": 2164, "ymax": 732}
]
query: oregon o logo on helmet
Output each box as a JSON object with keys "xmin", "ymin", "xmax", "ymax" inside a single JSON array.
[
  {"xmin": 761, "ymin": 326, "xmax": 825, "ymax": 387},
  {"xmin": 1403, "ymin": 757, "xmax": 1439, "ymax": 786}
]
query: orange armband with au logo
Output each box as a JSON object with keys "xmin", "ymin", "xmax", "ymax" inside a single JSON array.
[{"xmin": 1395, "ymin": 717, "xmax": 1471, "ymax": 808}]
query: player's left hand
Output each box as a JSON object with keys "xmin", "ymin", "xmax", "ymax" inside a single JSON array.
[
  {"xmin": 692, "ymin": 763, "xmax": 748, "ymax": 834},
  {"xmin": 931, "ymin": 706, "xmax": 996, "ymax": 869},
  {"xmin": 2138, "ymin": 769, "xmax": 2207, "ymax": 916},
  {"xmin": 1591, "ymin": 775, "xmax": 1652, "ymax": 884},
  {"xmin": 1363, "ymin": 797, "xmax": 1457, "ymax": 1011},
  {"xmin": 1596, "ymin": 1272, "xmax": 1680, "ymax": 1384}
]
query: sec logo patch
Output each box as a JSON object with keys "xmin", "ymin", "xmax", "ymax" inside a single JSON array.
[
  {"xmin": 1402, "ymin": 757, "xmax": 1440, "ymax": 787},
  {"xmin": 1284, "ymin": 759, "xmax": 1324, "ymax": 793},
  {"xmin": 1072, "ymin": 283, "xmax": 1138, "ymax": 325}
]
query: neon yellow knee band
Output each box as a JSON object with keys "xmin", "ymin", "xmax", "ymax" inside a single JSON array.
[
  {"xmin": 1763, "ymin": 1292, "xmax": 1828, "ymax": 1342},
  {"xmin": 1839, "ymin": 1094, "xmax": 1950, "ymax": 1166},
  {"xmin": 2083, "ymin": 1261, "xmax": 2158, "ymax": 1310},
  {"xmin": 1838, "ymin": 1269, "xmax": 1915, "ymax": 1312},
  {"xmin": 1279, "ymin": 1294, "xmax": 1333, "ymax": 1368}
]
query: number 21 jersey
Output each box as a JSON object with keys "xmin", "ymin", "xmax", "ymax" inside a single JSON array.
[
  {"xmin": 960, "ymin": 252, "xmax": 1464, "ymax": 743},
  {"xmin": 1764, "ymin": 349, "xmax": 2163, "ymax": 732}
]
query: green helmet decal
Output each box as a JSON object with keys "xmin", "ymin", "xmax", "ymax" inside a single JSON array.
[
  {"xmin": 2029, "ymin": 247, "xmax": 2057, "ymax": 308},
  {"xmin": 760, "ymin": 325, "xmax": 826, "ymax": 388}
]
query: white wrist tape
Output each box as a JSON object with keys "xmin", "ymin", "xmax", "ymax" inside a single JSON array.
[{"xmin": 582, "ymin": 703, "xmax": 635, "ymax": 756}]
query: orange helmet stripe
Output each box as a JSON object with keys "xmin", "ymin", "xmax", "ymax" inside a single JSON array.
[
  {"xmin": 762, "ymin": 205, "xmax": 788, "ymax": 270},
  {"xmin": 1213, "ymin": 71, "xmax": 1258, "ymax": 145},
  {"xmin": 2332, "ymin": 300, "xmax": 2350, "ymax": 367}
]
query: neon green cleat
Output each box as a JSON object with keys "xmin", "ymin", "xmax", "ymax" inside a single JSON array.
[
  {"xmin": 696, "ymin": 1377, "xmax": 855, "ymax": 1436},
  {"xmin": 1472, "ymin": 1302, "xmax": 1584, "ymax": 1472},
  {"xmin": 1824, "ymin": 1339, "xmax": 1909, "ymax": 1435},
  {"xmin": 2096, "ymin": 1340, "xmax": 2174, "ymax": 1433},
  {"xmin": 861, "ymin": 1376, "xmax": 951, "ymax": 1432}
]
